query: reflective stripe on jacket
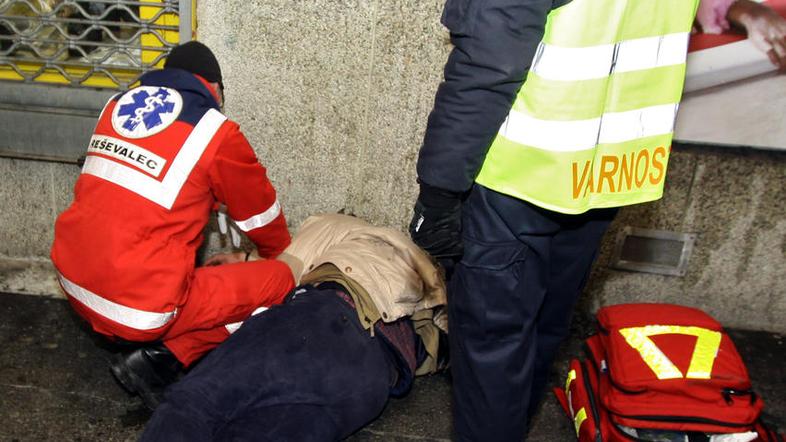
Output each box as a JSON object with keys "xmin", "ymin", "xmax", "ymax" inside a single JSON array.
[{"xmin": 475, "ymin": 0, "xmax": 700, "ymax": 214}]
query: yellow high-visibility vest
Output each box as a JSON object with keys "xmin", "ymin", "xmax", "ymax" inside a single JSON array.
[{"xmin": 475, "ymin": 0, "xmax": 700, "ymax": 214}]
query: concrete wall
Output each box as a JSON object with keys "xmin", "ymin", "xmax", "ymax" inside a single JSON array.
[
  {"xmin": 582, "ymin": 146, "xmax": 786, "ymax": 332},
  {"xmin": 0, "ymin": 159, "xmax": 78, "ymax": 259},
  {"xmin": 196, "ymin": 0, "xmax": 449, "ymax": 228},
  {"xmin": 0, "ymin": 1, "xmax": 784, "ymax": 332}
]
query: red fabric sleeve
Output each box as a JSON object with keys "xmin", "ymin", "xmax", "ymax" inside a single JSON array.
[{"xmin": 208, "ymin": 123, "xmax": 291, "ymax": 257}]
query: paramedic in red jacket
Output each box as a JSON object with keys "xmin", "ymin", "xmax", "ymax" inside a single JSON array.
[{"xmin": 50, "ymin": 41, "xmax": 294, "ymax": 407}]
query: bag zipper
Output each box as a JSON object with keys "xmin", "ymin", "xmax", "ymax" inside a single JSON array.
[
  {"xmin": 580, "ymin": 360, "xmax": 603, "ymax": 442},
  {"xmin": 610, "ymin": 412, "xmax": 756, "ymax": 429},
  {"xmin": 582, "ymin": 349, "xmax": 651, "ymax": 442},
  {"xmin": 721, "ymin": 388, "xmax": 758, "ymax": 405},
  {"xmin": 583, "ymin": 341, "xmax": 647, "ymax": 395}
]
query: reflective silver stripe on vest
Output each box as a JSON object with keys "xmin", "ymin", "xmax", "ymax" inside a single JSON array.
[
  {"xmin": 57, "ymin": 273, "xmax": 176, "ymax": 330},
  {"xmin": 225, "ymin": 306, "xmax": 269, "ymax": 334},
  {"xmin": 233, "ymin": 200, "xmax": 282, "ymax": 232},
  {"xmin": 500, "ymin": 103, "xmax": 679, "ymax": 152},
  {"xmin": 82, "ymin": 108, "xmax": 228, "ymax": 209},
  {"xmin": 533, "ymin": 32, "xmax": 689, "ymax": 81}
]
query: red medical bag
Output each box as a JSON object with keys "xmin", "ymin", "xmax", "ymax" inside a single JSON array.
[{"xmin": 554, "ymin": 303, "xmax": 782, "ymax": 442}]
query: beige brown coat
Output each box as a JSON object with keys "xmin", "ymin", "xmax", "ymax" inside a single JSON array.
[{"xmin": 277, "ymin": 213, "xmax": 448, "ymax": 374}]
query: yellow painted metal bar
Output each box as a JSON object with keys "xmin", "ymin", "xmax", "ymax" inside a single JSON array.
[
  {"xmin": 191, "ymin": 0, "xmax": 198, "ymax": 40},
  {"xmin": 140, "ymin": 0, "xmax": 180, "ymax": 68},
  {"xmin": 0, "ymin": 63, "xmax": 137, "ymax": 88}
]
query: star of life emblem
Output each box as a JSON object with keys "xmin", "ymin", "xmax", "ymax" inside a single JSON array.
[{"xmin": 111, "ymin": 86, "xmax": 183, "ymax": 139}]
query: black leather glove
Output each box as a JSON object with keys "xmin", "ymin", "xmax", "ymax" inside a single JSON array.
[{"xmin": 409, "ymin": 181, "xmax": 465, "ymax": 268}]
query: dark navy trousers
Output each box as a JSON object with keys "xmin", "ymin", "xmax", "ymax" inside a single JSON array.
[
  {"xmin": 450, "ymin": 185, "xmax": 617, "ymax": 441},
  {"xmin": 140, "ymin": 288, "xmax": 391, "ymax": 442}
]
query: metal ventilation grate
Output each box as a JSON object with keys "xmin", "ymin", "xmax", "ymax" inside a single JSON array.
[
  {"xmin": 610, "ymin": 227, "xmax": 696, "ymax": 276},
  {"xmin": 0, "ymin": 0, "xmax": 187, "ymax": 89}
]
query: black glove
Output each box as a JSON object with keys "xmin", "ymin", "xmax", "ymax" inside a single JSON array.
[{"xmin": 409, "ymin": 181, "xmax": 465, "ymax": 265}]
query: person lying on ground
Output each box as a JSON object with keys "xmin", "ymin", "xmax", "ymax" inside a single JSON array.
[{"xmin": 139, "ymin": 213, "xmax": 448, "ymax": 441}]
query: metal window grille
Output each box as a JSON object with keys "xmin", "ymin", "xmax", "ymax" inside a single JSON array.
[{"xmin": 0, "ymin": 0, "xmax": 192, "ymax": 89}]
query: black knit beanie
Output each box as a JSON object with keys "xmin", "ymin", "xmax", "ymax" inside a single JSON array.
[{"xmin": 165, "ymin": 41, "xmax": 223, "ymax": 88}]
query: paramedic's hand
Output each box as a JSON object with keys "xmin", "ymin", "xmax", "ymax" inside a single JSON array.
[
  {"xmin": 409, "ymin": 181, "xmax": 464, "ymax": 264},
  {"xmin": 205, "ymin": 251, "xmax": 246, "ymax": 266},
  {"xmin": 730, "ymin": 0, "xmax": 786, "ymax": 69}
]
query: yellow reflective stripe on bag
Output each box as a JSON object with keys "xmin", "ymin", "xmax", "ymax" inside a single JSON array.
[
  {"xmin": 563, "ymin": 369, "xmax": 588, "ymax": 437},
  {"xmin": 618, "ymin": 325, "xmax": 722, "ymax": 380},
  {"xmin": 574, "ymin": 408, "xmax": 588, "ymax": 436},
  {"xmin": 565, "ymin": 369, "xmax": 577, "ymax": 396}
]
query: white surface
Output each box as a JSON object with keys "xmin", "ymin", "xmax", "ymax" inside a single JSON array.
[
  {"xmin": 675, "ymin": 72, "xmax": 786, "ymax": 150},
  {"xmin": 684, "ymin": 39, "xmax": 776, "ymax": 93}
]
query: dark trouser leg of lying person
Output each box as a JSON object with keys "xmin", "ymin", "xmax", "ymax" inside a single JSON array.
[
  {"xmin": 106, "ymin": 259, "xmax": 295, "ymax": 410},
  {"xmin": 141, "ymin": 287, "xmax": 393, "ymax": 442}
]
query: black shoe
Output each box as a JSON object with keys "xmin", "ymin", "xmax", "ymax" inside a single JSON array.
[{"xmin": 110, "ymin": 343, "xmax": 183, "ymax": 410}]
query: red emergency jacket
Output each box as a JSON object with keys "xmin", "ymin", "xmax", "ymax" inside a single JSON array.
[{"xmin": 51, "ymin": 68, "xmax": 290, "ymax": 331}]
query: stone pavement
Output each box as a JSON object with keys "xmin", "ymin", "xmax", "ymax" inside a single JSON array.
[{"xmin": 1, "ymin": 292, "xmax": 783, "ymax": 441}]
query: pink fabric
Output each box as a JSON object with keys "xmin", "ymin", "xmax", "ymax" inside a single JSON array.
[{"xmin": 697, "ymin": 0, "xmax": 737, "ymax": 33}]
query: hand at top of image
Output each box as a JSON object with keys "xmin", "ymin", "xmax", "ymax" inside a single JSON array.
[
  {"xmin": 697, "ymin": 0, "xmax": 737, "ymax": 34},
  {"xmin": 729, "ymin": 0, "xmax": 786, "ymax": 69}
]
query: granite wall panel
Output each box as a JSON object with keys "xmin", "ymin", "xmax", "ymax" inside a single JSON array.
[
  {"xmin": 348, "ymin": 0, "xmax": 449, "ymax": 228},
  {"xmin": 0, "ymin": 158, "xmax": 57, "ymax": 258},
  {"xmin": 584, "ymin": 148, "xmax": 785, "ymax": 332},
  {"xmin": 197, "ymin": 0, "xmax": 377, "ymax": 227}
]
